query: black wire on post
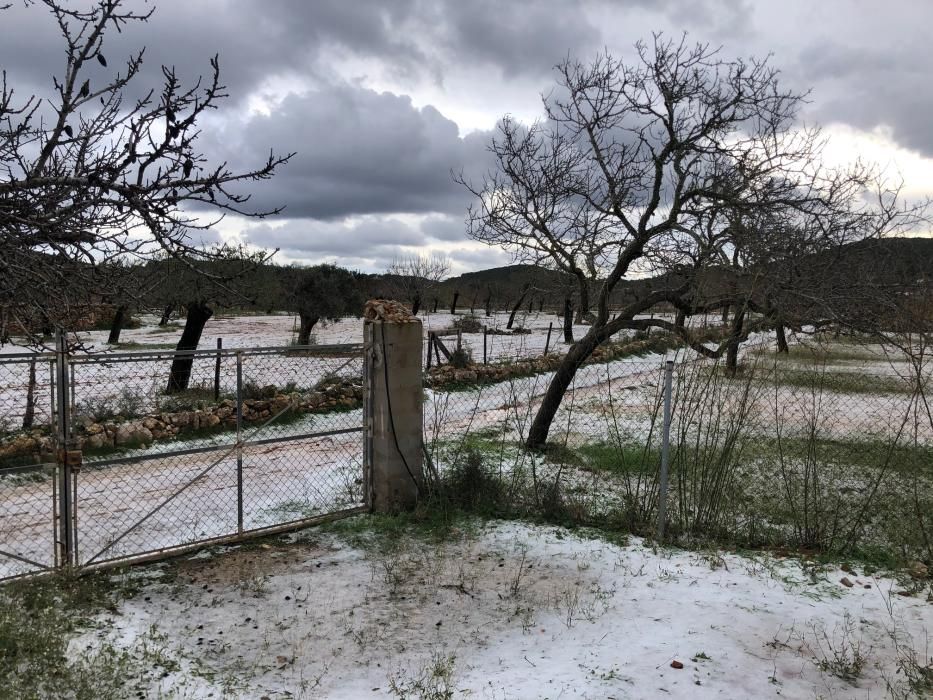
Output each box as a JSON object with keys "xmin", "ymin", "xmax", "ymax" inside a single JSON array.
[{"xmin": 379, "ymin": 325, "xmax": 423, "ymax": 497}]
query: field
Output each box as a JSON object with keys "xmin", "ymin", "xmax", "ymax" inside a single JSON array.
[{"xmin": 1, "ymin": 312, "xmax": 932, "ymax": 698}]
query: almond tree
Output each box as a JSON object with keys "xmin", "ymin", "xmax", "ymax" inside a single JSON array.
[
  {"xmin": 461, "ymin": 37, "xmax": 916, "ymax": 448},
  {"xmin": 385, "ymin": 254, "xmax": 450, "ymax": 316},
  {"xmin": 0, "ymin": 0, "xmax": 292, "ymax": 343}
]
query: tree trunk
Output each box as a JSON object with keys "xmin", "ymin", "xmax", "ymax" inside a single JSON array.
[
  {"xmin": 166, "ymin": 301, "xmax": 214, "ymax": 393},
  {"xmin": 725, "ymin": 306, "xmax": 746, "ymax": 375},
  {"xmin": 484, "ymin": 291, "xmax": 492, "ymax": 317},
  {"xmin": 39, "ymin": 311, "xmax": 53, "ymax": 338},
  {"xmin": 538, "ymin": 299, "xmax": 544, "ymax": 313},
  {"xmin": 507, "ymin": 284, "xmax": 531, "ymax": 330},
  {"xmin": 159, "ymin": 303, "xmax": 175, "ymax": 326},
  {"xmin": 563, "ymin": 297, "xmax": 574, "ymax": 343},
  {"xmin": 432, "ymin": 298, "xmax": 438, "ymax": 313},
  {"xmin": 574, "ymin": 282, "xmax": 591, "ymax": 324},
  {"xmin": 450, "ymin": 291, "xmax": 459, "ymax": 315},
  {"xmin": 775, "ymin": 322, "xmax": 789, "ymax": 353},
  {"xmin": 720, "ymin": 304, "xmax": 730, "ymax": 327},
  {"xmin": 675, "ymin": 308, "xmax": 686, "ymax": 330},
  {"xmin": 526, "ymin": 330, "xmax": 602, "ymax": 449},
  {"xmin": 411, "ymin": 292, "xmax": 421, "ymax": 317},
  {"xmin": 22, "ymin": 357, "xmax": 36, "ymax": 430},
  {"xmin": 297, "ymin": 314, "xmax": 319, "ymax": 345},
  {"xmin": 528, "ymin": 297, "xmax": 534, "ymax": 314},
  {"xmin": 107, "ymin": 305, "xmax": 128, "ymax": 344}
]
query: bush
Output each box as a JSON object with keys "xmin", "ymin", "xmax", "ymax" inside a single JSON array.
[
  {"xmin": 436, "ymin": 449, "xmax": 503, "ymax": 515},
  {"xmin": 449, "ymin": 347, "xmax": 472, "ymax": 369},
  {"xmin": 76, "ymin": 387, "xmax": 146, "ymax": 422},
  {"xmin": 241, "ymin": 381, "xmax": 278, "ymax": 400},
  {"xmin": 453, "ymin": 314, "xmax": 483, "ymax": 333}
]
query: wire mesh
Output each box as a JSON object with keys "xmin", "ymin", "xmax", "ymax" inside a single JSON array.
[
  {"xmin": 0, "ymin": 354, "xmax": 58, "ymax": 578},
  {"xmin": 423, "ymin": 334, "xmax": 933, "ymax": 558},
  {"xmin": 0, "ymin": 343, "xmax": 365, "ymax": 577}
]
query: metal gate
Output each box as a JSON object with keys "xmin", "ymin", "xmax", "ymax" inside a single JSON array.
[{"xmin": 0, "ymin": 337, "xmax": 367, "ymax": 579}]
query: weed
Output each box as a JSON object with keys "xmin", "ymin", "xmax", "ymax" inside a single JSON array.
[
  {"xmin": 75, "ymin": 386, "xmax": 146, "ymax": 422},
  {"xmin": 389, "ymin": 652, "xmax": 457, "ymax": 700},
  {"xmin": 449, "ymin": 347, "xmax": 472, "ymax": 369},
  {"xmin": 808, "ymin": 612, "xmax": 871, "ymax": 681}
]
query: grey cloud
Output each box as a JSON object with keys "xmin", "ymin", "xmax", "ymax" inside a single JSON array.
[
  {"xmin": 239, "ymin": 213, "xmax": 473, "ymax": 272},
  {"xmin": 792, "ymin": 38, "xmax": 933, "ymax": 156},
  {"xmin": 421, "ymin": 214, "xmax": 468, "ymax": 242},
  {"xmin": 204, "ymin": 84, "xmax": 493, "ymax": 219},
  {"xmin": 242, "ymin": 218, "xmax": 428, "ymax": 260},
  {"xmin": 6, "ymin": 0, "xmax": 933, "ymax": 276}
]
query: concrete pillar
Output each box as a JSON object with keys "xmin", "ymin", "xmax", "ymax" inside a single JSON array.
[{"xmin": 364, "ymin": 318, "xmax": 424, "ymax": 512}]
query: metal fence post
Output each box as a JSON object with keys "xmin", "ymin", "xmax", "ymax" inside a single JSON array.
[
  {"xmin": 236, "ymin": 351, "xmax": 244, "ymax": 534},
  {"xmin": 657, "ymin": 359, "xmax": 674, "ymax": 542},
  {"xmin": 54, "ymin": 330, "xmax": 75, "ymax": 568}
]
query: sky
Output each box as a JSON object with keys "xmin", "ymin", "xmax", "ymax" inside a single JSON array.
[{"xmin": 3, "ymin": 0, "xmax": 933, "ymax": 275}]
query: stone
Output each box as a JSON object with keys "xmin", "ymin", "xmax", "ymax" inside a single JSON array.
[
  {"xmin": 114, "ymin": 425, "xmax": 135, "ymax": 446},
  {"xmin": 85, "ymin": 433, "xmax": 107, "ymax": 450}
]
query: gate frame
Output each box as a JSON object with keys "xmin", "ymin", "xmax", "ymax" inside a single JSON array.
[{"xmin": 1, "ymin": 339, "xmax": 370, "ymax": 580}]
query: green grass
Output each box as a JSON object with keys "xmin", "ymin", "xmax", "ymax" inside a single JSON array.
[
  {"xmin": 751, "ymin": 366, "xmax": 917, "ymax": 395},
  {"xmin": 146, "ymin": 323, "xmax": 182, "ymax": 334},
  {"xmin": 746, "ymin": 435, "xmax": 933, "ymax": 478},
  {"xmin": 751, "ymin": 343, "xmax": 897, "ymax": 365},
  {"xmin": 320, "ymin": 508, "xmax": 481, "ymax": 553},
  {"xmin": 576, "ymin": 441, "xmax": 660, "ymax": 475},
  {"xmin": 0, "ymin": 568, "xmax": 171, "ymax": 698}
]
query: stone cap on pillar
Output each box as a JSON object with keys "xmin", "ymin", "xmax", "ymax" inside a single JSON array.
[{"xmin": 363, "ymin": 299, "xmax": 418, "ymax": 323}]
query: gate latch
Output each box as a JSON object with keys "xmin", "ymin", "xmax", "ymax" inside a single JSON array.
[{"xmin": 56, "ymin": 449, "xmax": 83, "ymax": 473}]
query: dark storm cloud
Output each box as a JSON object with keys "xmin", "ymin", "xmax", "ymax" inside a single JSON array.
[
  {"xmin": 202, "ymin": 84, "xmax": 493, "ymax": 219},
  {"xmin": 792, "ymin": 37, "xmax": 933, "ymax": 156},
  {"xmin": 0, "ymin": 1, "xmax": 427, "ymax": 100},
  {"xmin": 6, "ymin": 0, "xmax": 932, "ymax": 161},
  {"xmin": 4, "ymin": 0, "xmax": 933, "ymax": 275}
]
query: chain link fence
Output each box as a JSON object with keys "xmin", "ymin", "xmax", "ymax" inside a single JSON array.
[
  {"xmin": 0, "ymin": 341, "xmax": 366, "ymax": 579},
  {"xmin": 423, "ymin": 336, "xmax": 933, "ymax": 561}
]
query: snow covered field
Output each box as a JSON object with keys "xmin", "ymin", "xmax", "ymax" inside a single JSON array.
[
  {"xmin": 2, "ymin": 317, "xmax": 930, "ymax": 579},
  {"xmin": 74, "ymin": 520, "xmax": 933, "ymax": 699}
]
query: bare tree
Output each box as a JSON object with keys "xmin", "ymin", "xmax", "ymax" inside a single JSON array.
[
  {"xmin": 385, "ymin": 254, "xmax": 450, "ymax": 316},
  {"xmin": 460, "ymin": 37, "xmax": 917, "ymax": 448},
  {"xmin": 0, "ymin": 0, "xmax": 292, "ymax": 343}
]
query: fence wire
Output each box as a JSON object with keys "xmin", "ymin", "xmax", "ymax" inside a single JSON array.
[
  {"xmin": 0, "ymin": 343, "xmax": 365, "ymax": 578},
  {"xmin": 424, "ymin": 336, "xmax": 933, "ymax": 559}
]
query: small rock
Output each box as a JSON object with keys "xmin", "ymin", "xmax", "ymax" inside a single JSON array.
[
  {"xmin": 840, "ymin": 577, "xmax": 854, "ymax": 588},
  {"xmin": 670, "ymin": 660, "xmax": 684, "ymax": 669}
]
